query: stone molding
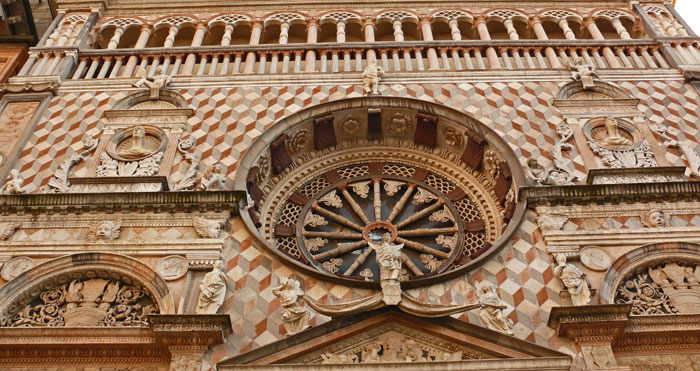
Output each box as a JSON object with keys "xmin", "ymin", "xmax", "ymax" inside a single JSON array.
[
  {"xmin": 0, "ymin": 190, "xmax": 245, "ymax": 215},
  {"xmin": 521, "ymin": 181, "xmax": 700, "ymax": 207},
  {"xmin": 0, "ymin": 314, "xmax": 231, "ymax": 368}
]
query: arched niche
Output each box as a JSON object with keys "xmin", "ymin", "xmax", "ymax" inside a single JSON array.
[
  {"xmin": 0, "ymin": 252, "xmax": 175, "ymax": 327},
  {"xmin": 600, "ymin": 242, "xmax": 700, "ymax": 315},
  {"xmin": 234, "ymin": 96, "xmax": 526, "ymax": 289}
]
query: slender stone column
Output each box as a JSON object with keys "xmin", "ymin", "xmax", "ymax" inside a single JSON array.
[
  {"xmin": 244, "ymin": 20, "xmax": 263, "ymax": 73},
  {"xmin": 420, "ymin": 17, "xmax": 439, "ymax": 70},
  {"xmin": 474, "ymin": 16, "xmax": 501, "ymax": 69},
  {"xmin": 362, "ymin": 18, "xmax": 377, "ymax": 63},
  {"xmin": 163, "ymin": 25, "xmax": 179, "ymax": 47},
  {"xmin": 558, "ymin": 18, "xmax": 576, "ymax": 40},
  {"xmin": 305, "ymin": 18, "xmax": 318, "ymax": 72},
  {"xmin": 279, "ymin": 21, "xmax": 290, "ymax": 44},
  {"xmin": 221, "ymin": 23, "xmax": 234, "ymax": 46},
  {"xmin": 107, "ymin": 27, "xmax": 125, "ymax": 49},
  {"xmin": 530, "ymin": 17, "xmax": 561, "ymax": 68},
  {"xmin": 123, "ymin": 24, "xmax": 153, "ymax": 77},
  {"xmin": 183, "ymin": 23, "xmax": 209, "ymax": 74},
  {"xmin": 584, "ymin": 18, "xmax": 621, "ymax": 68},
  {"xmin": 448, "ymin": 18, "xmax": 461, "ymax": 40},
  {"xmin": 610, "ymin": 17, "xmax": 631, "ymax": 39}
]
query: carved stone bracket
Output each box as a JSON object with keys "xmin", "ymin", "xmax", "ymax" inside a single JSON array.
[
  {"xmin": 548, "ymin": 304, "xmax": 632, "ymax": 370},
  {"xmin": 1, "ymin": 76, "xmax": 61, "ymax": 95}
]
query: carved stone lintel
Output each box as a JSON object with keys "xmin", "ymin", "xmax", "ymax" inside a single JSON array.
[{"xmin": 1, "ymin": 76, "xmax": 61, "ymax": 94}]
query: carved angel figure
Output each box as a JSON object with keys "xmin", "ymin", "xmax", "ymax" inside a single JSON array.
[
  {"xmin": 192, "ymin": 217, "xmax": 224, "ymax": 238},
  {"xmin": 553, "ymin": 254, "xmax": 591, "ymax": 306},
  {"xmin": 199, "ymin": 164, "xmax": 227, "ymax": 191},
  {"xmin": 132, "ymin": 66, "xmax": 171, "ymax": 100},
  {"xmin": 651, "ymin": 123, "xmax": 700, "ymax": 179},
  {"xmin": 89, "ymin": 220, "xmax": 121, "ymax": 241},
  {"xmin": 642, "ymin": 210, "xmax": 667, "ymax": 228},
  {"xmin": 196, "ymin": 260, "xmax": 227, "ymax": 314},
  {"xmin": 475, "ymin": 281, "xmax": 514, "ymax": 335},
  {"xmin": 1, "ymin": 169, "xmax": 26, "ymax": 195},
  {"xmin": 0, "ymin": 222, "xmax": 20, "ymax": 241},
  {"xmin": 526, "ymin": 158, "xmax": 575, "ymax": 186},
  {"xmin": 568, "ymin": 57, "xmax": 600, "ymax": 89},
  {"xmin": 362, "ymin": 60, "xmax": 384, "ymax": 95},
  {"xmin": 272, "ymin": 276, "xmax": 310, "ymax": 335}
]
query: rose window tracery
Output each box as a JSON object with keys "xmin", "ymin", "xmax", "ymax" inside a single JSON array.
[{"xmin": 238, "ymin": 98, "xmax": 525, "ymax": 287}]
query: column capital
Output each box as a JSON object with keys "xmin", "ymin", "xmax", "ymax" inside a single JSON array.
[{"xmin": 528, "ymin": 16, "xmax": 542, "ymax": 27}]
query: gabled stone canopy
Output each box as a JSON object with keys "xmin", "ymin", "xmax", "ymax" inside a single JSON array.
[{"xmin": 218, "ymin": 308, "xmax": 571, "ymax": 370}]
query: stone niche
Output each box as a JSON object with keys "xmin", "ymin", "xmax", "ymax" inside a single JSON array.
[{"xmin": 79, "ymin": 90, "xmax": 194, "ymax": 193}]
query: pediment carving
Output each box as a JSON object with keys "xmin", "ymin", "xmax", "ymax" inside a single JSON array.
[{"xmin": 297, "ymin": 323, "xmax": 484, "ymax": 364}]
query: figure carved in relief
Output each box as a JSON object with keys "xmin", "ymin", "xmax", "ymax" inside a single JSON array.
[
  {"xmin": 89, "ymin": 220, "xmax": 121, "ymax": 241},
  {"xmin": 368, "ymin": 232, "xmax": 404, "ymax": 305},
  {"xmin": 651, "ymin": 123, "xmax": 700, "ymax": 179},
  {"xmin": 553, "ymin": 254, "xmax": 591, "ymax": 306},
  {"xmin": 568, "ymin": 57, "xmax": 600, "ymax": 89},
  {"xmin": 1, "ymin": 169, "xmax": 26, "ymax": 195},
  {"xmin": 362, "ymin": 60, "xmax": 384, "ymax": 96},
  {"xmin": 642, "ymin": 210, "xmax": 667, "ymax": 228},
  {"xmin": 475, "ymin": 281, "xmax": 514, "ymax": 335},
  {"xmin": 199, "ymin": 164, "xmax": 227, "ymax": 191},
  {"xmin": 132, "ymin": 66, "xmax": 171, "ymax": 100},
  {"xmin": 272, "ymin": 277, "xmax": 310, "ymax": 335},
  {"xmin": 196, "ymin": 260, "xmax": 227, "ymax": 314},
  {"xmin": 599, "ymin": 117, "xmax": 632, "ymax": 149},
  {"xmin": 119, "ymin": 126, "xmax": 153, "ymax": 159}
]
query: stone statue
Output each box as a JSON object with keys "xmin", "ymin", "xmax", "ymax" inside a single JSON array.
[
  {"xmin": 475, "ymin": 281, "xmax": 514, "ymax": 335},
  {"xmin": 553, "ymin": 254, "xmax": 591, "ymax": 306},
  {"xmin": 368, "ymin": 232, "xmax": 404, "ymax": 305},
  {"xmin": 132, "ymin": 66, "xmax": 171, "ymax": 100},
  {"xmin": 90, "ymin": 220, "xmax": 121, "ymax": 241},
  {"xmin": 599, "ymin": 117, "xmax": 632, "ymax": 149},
  {"xmin": 568, "ymin": 57, "xmax": 600, "ymax": 89},
  {"xmin": 196, "ymin": 260, "xmax": 227, "ymax": 314},
  {"xmin": 272, "ymin": 277, "xmax": 310, "ymax": 335},
  {"xmin": 651, "ymin": 123, "xmax": 700, "ymax": 179},
  {"xmin": 1, "ymin": 169, "xmax": 26, "ymax": 195},
  {"xmin": 362, "ymin": 60, "xmax": 384, "ymax": 96},
  {"xmin": 199, "ymin": 164, "xmax": 227, "ymax": 191},
  {"xmin": 642, "ymin": 210, "xmax": 667, "ymax": 228}
]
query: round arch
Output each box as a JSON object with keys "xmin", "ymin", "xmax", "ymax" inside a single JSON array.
[
  {"xmin": 0, "ymin": 252, "xmax": 176, "ymax": 325},
  {"xmin": 600, "ymin": 242, "xmax": 700, "ymax": 304}
]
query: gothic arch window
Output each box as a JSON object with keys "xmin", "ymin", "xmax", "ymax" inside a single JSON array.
[
  {"xmin": 0, "ymin": 253, "xmax": 175, "ymax": 327},
  {"xmin": 600, "ymin": 242, "xmax": 700, "ymax": 315},
  {"xmin": 235, "ymin": 97, "xmax": 526, "ymax": 288}
]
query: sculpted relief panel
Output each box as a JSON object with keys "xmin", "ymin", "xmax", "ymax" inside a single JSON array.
[
  {"xmin": 6, "ymin": 277, "xmax": 159, "ymax": 327},
  {"xmin": 616, "ymin": 262, "xmax": 700, "ymax": 315}
]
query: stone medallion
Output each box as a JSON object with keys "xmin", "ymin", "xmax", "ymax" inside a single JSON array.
[
  {"xmin": 156, "ymin": 255, "xmax": 189, "ymax": 281},
  {"xmin": 1, "ymin": 256, "xmax": 34, "ymax": 281},
  {"xmin": 580, "ymin": 246, "xmax": 611, "ymax": 271},
  {"xmin": 106, "ymin": 125, "xmax": 168, "ymax": 162}
]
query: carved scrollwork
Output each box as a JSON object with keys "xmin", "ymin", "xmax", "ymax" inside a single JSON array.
[
  {"xmin": 7, "ymin": 278, "xmax": 159, "ymax": 327},
  {"xmin": 615, "ymin": 262, "xmax": 700, "ymax": 315}
]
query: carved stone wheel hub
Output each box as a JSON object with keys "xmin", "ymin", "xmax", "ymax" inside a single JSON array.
[
  {"xmin": 300, "ymin": 173, "xmax": 464, "ymax": 281},
  {"xmin": 236, "ymin": 97, "xmax": 526, "ymax": 288}
]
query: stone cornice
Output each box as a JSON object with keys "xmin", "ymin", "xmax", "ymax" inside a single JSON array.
[
  {"xmin": 0, "ymin": 191, "xmax": 246, "ymax": 215},
  {"xmin": 521, "ymin": 181, "xmax": 700, "ymax": 207},
  {"xmin": 613, "ymin": 314, "xmax": 700, "ymax": 354},
  {"xmin": 548, "ymin": 304, "xmax": 631, "ymax": 339}
]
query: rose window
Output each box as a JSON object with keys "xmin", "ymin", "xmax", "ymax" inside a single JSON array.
[{"xmin": 237, "ymin": 98, "xmax": 525, "ymax": 287}]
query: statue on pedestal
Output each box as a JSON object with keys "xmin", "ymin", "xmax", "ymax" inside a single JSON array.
[
  {"xmin": 272, "ymin": 277, "xmax": 310, "ymax": 335},
  {"xmin": 196, "ymin": 260, "xmax": 227, "ymax": 314}
]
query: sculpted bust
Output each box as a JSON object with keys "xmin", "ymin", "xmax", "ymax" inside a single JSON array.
[{"xmin": 599, "ymin": 117, "xmax": 632, "ymax": 149}]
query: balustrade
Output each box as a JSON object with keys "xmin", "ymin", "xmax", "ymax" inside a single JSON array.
[{"xmin": 62, "ymin": 41, "xmax": 672, "ymax": 80}]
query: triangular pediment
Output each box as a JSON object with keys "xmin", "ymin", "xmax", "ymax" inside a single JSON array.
[{"xmin": 218, "ymin": 309, "xmax": 571, "ymax": 370}]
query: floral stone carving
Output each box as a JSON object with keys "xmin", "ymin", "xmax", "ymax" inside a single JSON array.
[
  {"xmin": 7, "ymin": 278, "xmax": 159, "ymax": 327},
  {"xmin": 615, "ymin": 262, "xmax": 700, "ymax": 315}
]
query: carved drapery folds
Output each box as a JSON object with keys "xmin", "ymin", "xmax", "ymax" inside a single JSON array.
[
  {"xmin": 615, "ymin": 262, "xmax": 700, "ymax": 315},
  {"xmin": 7, "ymin": 277, "xmax": 159, "ymax": 327}
]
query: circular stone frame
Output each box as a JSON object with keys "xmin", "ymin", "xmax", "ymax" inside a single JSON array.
[
  {"xmin": 234, "ymin": 97, "xmax": 527, "ymax": 288},
  {"xmin": 106, "ymin": 124, "xmax": 169, "ymax": 162}
]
